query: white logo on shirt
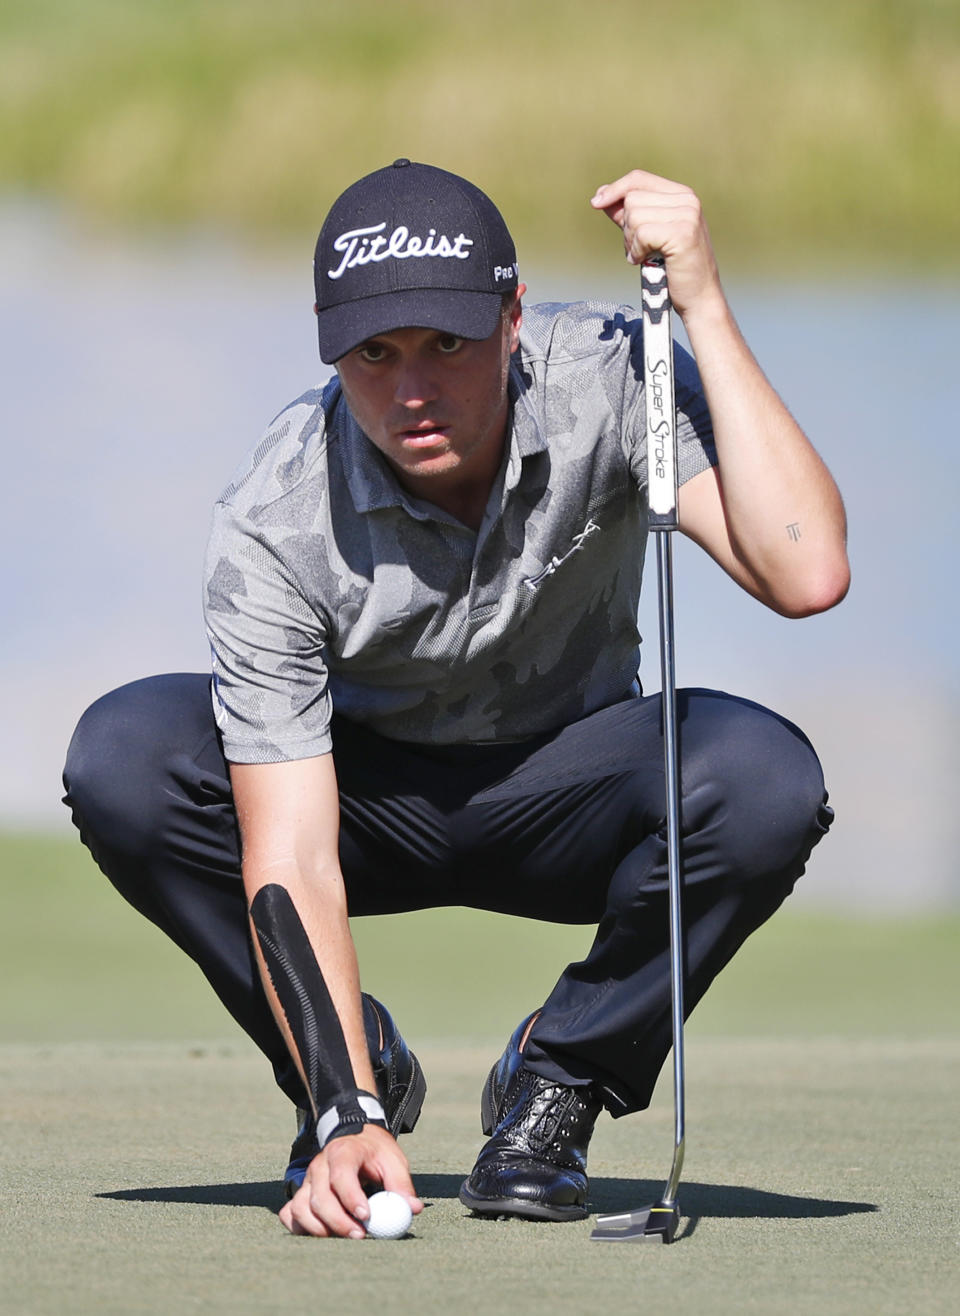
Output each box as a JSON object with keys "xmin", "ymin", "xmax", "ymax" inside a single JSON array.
[
  {"xmin": 523, "ymin": 519, "xmax": 601, "ymax": 590},
  {"xmin": 327, "ymin": 223, "xmax": 474, "ymax": 280}
]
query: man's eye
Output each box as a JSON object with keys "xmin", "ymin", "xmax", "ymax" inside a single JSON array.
[
  {"xmin": 358, "ymin": 343, "xmax": 387, "ymax": 362},
  {"xmin": 437, "ymin": 335, "xmax": 464, "ymax": 354}
]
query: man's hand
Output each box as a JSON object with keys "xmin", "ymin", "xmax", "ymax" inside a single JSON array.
[
  {"xmin": 592, "ymin": 169, "xmax": 849, "ymax": 616},
  {"xmin": 279, "ymin": 1125, "xmax": 423, "ymax": 1239},
  {"xmin": 590, "ymin": 170, "xmax": 722, "ymax": 319}
]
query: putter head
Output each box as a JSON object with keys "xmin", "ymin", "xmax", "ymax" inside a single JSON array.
[{"xmin": 589, "ymin": 1198, "xmax": 680, "ymax": 1244}]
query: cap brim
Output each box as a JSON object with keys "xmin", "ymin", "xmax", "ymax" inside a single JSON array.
[{"xmin": 317, "ymin": 288, "xmax": 504, "ymax": 364}]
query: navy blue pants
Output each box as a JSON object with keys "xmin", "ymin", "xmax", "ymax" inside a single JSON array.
[{"xmin": 62, "ymin": 674, "xmax": 832, "ymax": 1115}]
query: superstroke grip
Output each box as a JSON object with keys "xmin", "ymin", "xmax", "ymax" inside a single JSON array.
[
  {"xmin": 250, "ymin": 884, "xmax": 385, "ymax": 1145},
  {"xmin": 641, "ymin": 256, "xmax": 678, "ymax": 531}
]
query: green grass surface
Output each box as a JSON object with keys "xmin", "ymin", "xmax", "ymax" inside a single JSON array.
[
  {"xmin": 3, "ymin": 831, "xmax": 959, "ymax": 1046},
  {"xmin": 3, "ymin": 831, "xmax": 959, "ymax": 1313},
  {"xmin": 3, "ymin": 1039, "xmax": 958, "ymax": 1315},
  {"xmin": 1, "ymin": 0, "xmax": 958, "ymax": 271}
]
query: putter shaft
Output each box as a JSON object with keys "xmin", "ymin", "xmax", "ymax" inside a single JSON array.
[
  {"xmin": 656, "ymin": 528, "xmax": 685, "ymax": 1208},
  {"xmin": 591, "ymin": 254, "xmax": 685, "ymax": 1245}
]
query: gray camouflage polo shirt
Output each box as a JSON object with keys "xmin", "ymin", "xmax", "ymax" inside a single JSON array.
[{"xmin": 204, "ymin": 300, "xmax": 716, "ymax": 763}]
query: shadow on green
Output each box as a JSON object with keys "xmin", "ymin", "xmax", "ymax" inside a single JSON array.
[{"xmin": 97, "ymin": 1173, "xmax": 877, "ymax": 1228}]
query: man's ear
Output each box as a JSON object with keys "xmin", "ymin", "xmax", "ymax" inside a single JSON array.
[{"xmin": 509, "ymin": 283, "xmax": 526, "ymax": 351}]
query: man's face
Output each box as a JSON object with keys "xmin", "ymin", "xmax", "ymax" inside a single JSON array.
[{"xmin": 335, "ymin": 289, "xmax": 524, "ymax": 505}]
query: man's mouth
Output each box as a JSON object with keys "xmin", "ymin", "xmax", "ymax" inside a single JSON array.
[{"xmin": 396, "ymin": 424, "xmax": 449, "ymax": 447}]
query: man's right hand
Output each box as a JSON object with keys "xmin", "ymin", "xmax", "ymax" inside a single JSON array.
[{"xmin": 278, "ymin": 1125, "xmax": 423, "ymax": 1238}]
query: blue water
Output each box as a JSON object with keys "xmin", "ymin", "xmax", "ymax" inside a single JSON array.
[{"xmin": 3, "ymin": 201, "xmax": 958, "ymax": 908}]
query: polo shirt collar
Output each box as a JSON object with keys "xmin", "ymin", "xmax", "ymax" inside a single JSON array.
[
  {"xmin": 505, "ymin": 358, "xmax": 548, "ymax": 491},
  {"xmin": 337, "ymin": 402, "xmax": 407, "ymax": 514}
]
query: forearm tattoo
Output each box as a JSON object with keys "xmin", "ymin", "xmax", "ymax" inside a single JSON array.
[{"xmin": 786, "ymin": 522, "xmax": 801, "ymax": 542}]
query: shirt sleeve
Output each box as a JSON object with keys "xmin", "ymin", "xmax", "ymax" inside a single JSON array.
[{"xmin": 204, "ymin": 501, "xmax": 334, "ymax": 763}]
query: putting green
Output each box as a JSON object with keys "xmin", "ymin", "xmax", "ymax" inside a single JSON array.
[
  {"xmin": 3, "ymin": 833, "xmax": 959, "ymax": 1312},
  {"xmin": 3, "ymin": 1038, "xmax": 957, "ymax": 1315},
  {"xmin": 4, "ymin": 834, "xmax": 959, "ymax": 1045}
]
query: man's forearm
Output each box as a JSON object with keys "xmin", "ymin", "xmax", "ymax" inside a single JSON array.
[
  {"xmin": 680, "ymin": 290, "xmax": 849, "ymax": 615},
  {"xmin": 248, "ymin": 879, "xmax": 380, "ymax": 1140},
  {"xmin": 590, "ymin": 169, "xmax": 850, "ymax": 618},
  {"xmin": 232, "ymin": 756, "xmax": 377, "ymax": 1117},
  {"xmin": 245, "ymin": 866, "xmax": 377, "ymax": 1114}
]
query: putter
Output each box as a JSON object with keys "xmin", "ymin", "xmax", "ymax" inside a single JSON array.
[{"xmin": 590, "ymin": 255, "xmax": 686, "ymax": 1245}]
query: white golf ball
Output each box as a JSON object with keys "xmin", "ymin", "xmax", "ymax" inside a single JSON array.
[{"xmin": 364, "ymin": 1190, "xmax": 413, "ymax": 1240}]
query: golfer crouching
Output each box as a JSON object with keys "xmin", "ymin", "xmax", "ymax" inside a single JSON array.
[{"xmin": 63, "ymin": 159, "xmax": 848, "ymax": 1237}]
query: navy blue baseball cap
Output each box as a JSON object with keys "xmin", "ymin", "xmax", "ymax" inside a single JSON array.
[{"xmin": 313, "ymin": 159, "xmax": 519, "ymax": 363}]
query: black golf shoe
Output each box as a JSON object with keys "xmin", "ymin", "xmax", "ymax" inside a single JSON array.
[
  {"xmin": 459, "ymin": 1017, "xmax": 602, "ymax": 1221},
  {"xmin": 283, "ymin": 993, "xmax": 426, "ymax": 1197}
]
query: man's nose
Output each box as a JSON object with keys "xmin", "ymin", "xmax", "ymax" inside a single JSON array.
[{"xmin": 394, "ymin": 359, "xmax": 439, "ymax": 407}]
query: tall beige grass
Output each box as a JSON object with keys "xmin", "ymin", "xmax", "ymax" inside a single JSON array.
[{"xmin": 1, "ymin": 0, "xmax": 957, "ymax": 270}]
